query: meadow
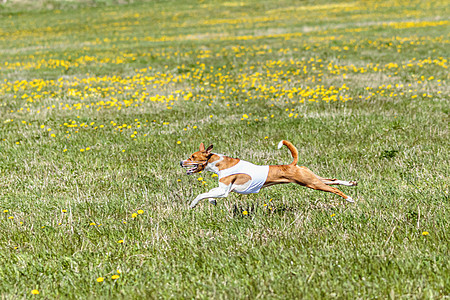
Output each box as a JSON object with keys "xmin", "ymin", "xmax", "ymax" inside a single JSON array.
[{"xmin": 0, "ymin": 0, "xmax": 448, "ymax": 298}]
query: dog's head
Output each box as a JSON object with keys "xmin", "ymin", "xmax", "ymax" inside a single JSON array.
[{"xmin": 180, "ymin": 143, "xmax": 213, "ymax": 175}]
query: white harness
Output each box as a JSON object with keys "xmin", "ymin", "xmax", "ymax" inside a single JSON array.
[{"xmin": 216, "ymin": 160, "xmax": 269, "ymax": 194}]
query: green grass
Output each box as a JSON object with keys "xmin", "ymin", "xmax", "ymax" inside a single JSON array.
[{"xmin": 0, "ymin": 0, "xmax": 449, "ymax": 298}]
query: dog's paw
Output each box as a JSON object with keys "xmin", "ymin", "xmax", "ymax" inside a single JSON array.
[
  {"xmin": 350, "ymin": 181, "xmax": 358, "ymax": 186},
  {"xmin": 345, "ymin": 197, "xmax": 355, "ymax": 203},
  {"xmin": 209, "ymin": 199, "xmax": 217, "ymax": 206}
]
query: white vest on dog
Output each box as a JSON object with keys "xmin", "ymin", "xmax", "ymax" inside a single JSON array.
[{"xmin": 218, "ymin": 160, "xmax": 269, "ymax": 194}]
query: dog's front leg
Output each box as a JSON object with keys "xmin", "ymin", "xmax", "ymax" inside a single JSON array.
[{"xmin": 189, "ymin": 183, "xmax": 231, "ymax": 209}]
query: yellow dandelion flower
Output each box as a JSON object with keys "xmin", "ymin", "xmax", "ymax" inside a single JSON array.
[
  {"xmin": 422, "ymin": 231, "xmax": 429, "ymax": 236},
  {"xmin": 131, "ymin": 213, "xmax": 138, "ymax": 218},
  {"xmin": 331, "ymin": 214, "xmax": 336, "ymax": 217},
  {"xmin": 96, "ymin": 277, "xmax": 104, "ymax": 283},
  {"xmin": 137, "ymin": 210, "xmax": 144, "ymax": 214},
  {"xmin": 3, "ymin": 210, "xmax": 8, "ymax": 213},
  {"xmin": 89, "ymin": 222, "xmax": 96, "ymax": 226},
  {"xmin": 197, "ymin": 177, "xmax": 203, "ymax": 181},
  {"xmin": 31, "ymin": 290, "xmax": 39, "ymax": 295},
  {"xmin": 118, "ymin": 240, "xmax": 124, "ymax": 244},
  {"xmin": 62, "ymin": 209, "xmax": 67, "ymax": 213},
  {"xmin": 8, "ymin": 216, "xmax": 14, "ymax": 219},
  {"xmin": 177, "ymin": 141, "xmax": 181, "ymax": 144},
  {"xmin": 211, "ymin": 174, "xmax": 218, "ymax": 178},
  {"xmin": 111, "ymin": 275, "xmax": 120, "ymax": 280},
  {"xmin": 243, "ymin": 211, "xmax": 248, "ymax": 215}
]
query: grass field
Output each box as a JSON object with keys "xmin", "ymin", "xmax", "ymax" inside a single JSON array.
[{"xmin": 0, "ymin": 0, "xmax": 449, "ymax": 298}]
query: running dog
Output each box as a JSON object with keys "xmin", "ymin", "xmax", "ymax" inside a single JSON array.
[{"xmin": 180, "ymin": 140, "xmax": 357, "ymax": 208}]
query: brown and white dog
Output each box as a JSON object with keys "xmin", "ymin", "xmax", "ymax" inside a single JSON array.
[{"xmin": 180, "ymin": 140, "xmax": 357, "ymax": 208}]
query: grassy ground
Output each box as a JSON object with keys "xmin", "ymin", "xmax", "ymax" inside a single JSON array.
[{"xmin": 0, "ymin": 0, "xmax": 449, "ymax": 298}]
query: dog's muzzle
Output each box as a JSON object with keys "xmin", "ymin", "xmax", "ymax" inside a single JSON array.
[{"xmin": 180, "ymin": 160, "xmax": 200, "ymax": 175}]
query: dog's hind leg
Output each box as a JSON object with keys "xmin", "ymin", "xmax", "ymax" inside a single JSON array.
[
  {"xmin": 299, "ymin": 167, "xmax": 357, "ymax": 187},
  {"xmin": 306, "ymin": 180, "xmax": 355, "ymax": 202},
  {"xmin": 292, "ymin": 167, "xmax": 355, "ymax": 202},
  {"xmin": 319, "ymin": 178, "xmax": 357, "ymax": 186}
]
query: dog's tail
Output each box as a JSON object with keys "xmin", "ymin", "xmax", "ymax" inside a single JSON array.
[{"xmin": 277, "ymin": 140, "xmax": 298, "ymax": 165}]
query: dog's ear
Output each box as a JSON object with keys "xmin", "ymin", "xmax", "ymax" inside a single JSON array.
[
  {"xmin": 206, "ymin": 145, "xmax": 213, "ymax": 153},
  {"xmin": 199, "ymin": 143, "xmax": 205, "ymax": 151}
]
